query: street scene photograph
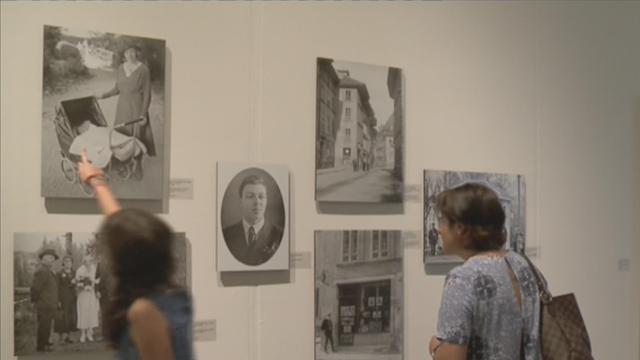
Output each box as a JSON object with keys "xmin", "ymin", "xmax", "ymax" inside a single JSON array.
[
  {"xmin": 315, "ymin": 58, "xmax": 404, "ymax": 203},
  {"xmin": 423, "ymin": 170, "xmax": 526, "ymax": 264},
  {"xmin": 315, "ymin": 230, "xmax": 403, "ymax": 360}
]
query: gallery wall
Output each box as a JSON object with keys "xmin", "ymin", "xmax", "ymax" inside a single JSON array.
[{"xmin": 1, "ymin": 2, "xmax": 639, "ymax": 360}]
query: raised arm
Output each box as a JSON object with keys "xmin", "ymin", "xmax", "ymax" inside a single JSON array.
[
  {"xmin": 78, "ymin": 150, "xmax": 121, "ymax": 216},
  {"xmin": 98, "ymin": 78, "xmax": 119, "ymax": 100}
]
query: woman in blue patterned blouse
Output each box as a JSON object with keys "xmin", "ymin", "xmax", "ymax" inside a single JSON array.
[{"xmin": 429, "ymin": 183, "xmax": 542, "ymax": 360}]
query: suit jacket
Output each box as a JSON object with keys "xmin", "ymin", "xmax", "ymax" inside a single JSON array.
[
  {"xmin": 31, "ymin": 266, "xmax": 58, "ymax": 309},
  {"xmin": 321, "ymin": 318, "xmax": 333, "ymax": 335},
  {"xmin": 223, "ymin": 220, "xmax": 283, "ymax": 266}
]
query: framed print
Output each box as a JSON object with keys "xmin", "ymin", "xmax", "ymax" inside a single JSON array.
[
  {"xmin": 316, "ymin": 58, "xmax": 404, "ymax": 204},
  {"xmin": 315, "ymin": 230, "xmax": 403, "ymax": 359},
  {"xmin": 41, "ymin": 25, "xmax": 166, "ymax": 199},
  {"xmin": 423, "ymin": 169, "xmax": 526, "ymax": 264},
  {"xmin": 217, "ymin": 162, "xmax": 289, "ymax": 272},
  {"xmin": 13, "ymin": 232, "xmax": 189, "ymax": 356}
]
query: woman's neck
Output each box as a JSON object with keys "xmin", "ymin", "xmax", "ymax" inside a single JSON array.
[{"xmin": 461, "ymin": 249, "xmax": 505, "ymax": 262}]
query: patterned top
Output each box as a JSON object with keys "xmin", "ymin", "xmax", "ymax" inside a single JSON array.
[{"xmin": 436, "ymin": 251, "xmax": 542, "ymax": 360}]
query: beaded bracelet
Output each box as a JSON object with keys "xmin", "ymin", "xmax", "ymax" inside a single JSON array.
[{"xmin": 86, "ymin": 173, "xmax": 107, "ymax": 187}]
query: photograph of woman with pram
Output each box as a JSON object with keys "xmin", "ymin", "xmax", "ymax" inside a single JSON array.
[{"xmin": 41, "ymin": 25, "xmax": 166, "ymax": 199}]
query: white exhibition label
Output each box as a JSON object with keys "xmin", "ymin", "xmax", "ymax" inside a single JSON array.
[
  {"xmin": 402, "ymin": 230, "xmax": 422, "ymax": 249},
  {"xmin": 402, "ymin": 183, "xmax": 421, "ymax": 203},
  {"xmin": 170, "ymin": 178, "xmax": 194, "ymax": 199},
  {"xmin": 291, "ymin": 251, "xmax": 311, "ymax": 269},
  {"xmin": 193, "ymin": 319, "xmax": 216, "ymax": 342},
  {"xmin": 525, "ymin": 246, "xmax": 540, "ymax": 258}
]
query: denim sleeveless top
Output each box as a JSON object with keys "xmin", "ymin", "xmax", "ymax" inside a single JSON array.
[{"xmin": 117, "ymin": 290, "xmax": 194, "ymax": 360}]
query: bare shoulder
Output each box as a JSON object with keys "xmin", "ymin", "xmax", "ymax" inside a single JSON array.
[
  {"xmin": 127, "ymin": 298, "xmax": 173, "ymax": 360},
  {"xmin": 127, "ymin": 298, "xmax": 166, "ymax": 324}
]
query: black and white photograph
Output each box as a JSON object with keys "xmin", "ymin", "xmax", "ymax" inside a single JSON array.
[
  {"xmin": 217, "ymin": 163, "xmax": 289, "ymax": 272},
  {"xmin": 423, "ymin": 169, "xmax": 526, "ymax": 264},
  {"xmin": 316, "ymin": 58, "xmax": 404, "ymax": 203},
  {"xmin": 41, "ymin": 25, "xmax": 166, "ymax": 199},
  {"xmin": 13, "ymin": 232, "xmax": 190, "ymax": 356},
  {"xmin": 315, "ymin": 230, "xmax": 403, "ymax": 360}
]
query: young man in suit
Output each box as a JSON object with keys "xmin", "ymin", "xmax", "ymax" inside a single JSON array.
[
  {"xmin": 223, "ymin": 175, "xmax": 283, "ymax": 266},
  {"xmin": 31, "ymin": 248, "xmax": 59, "ymax": 352}
]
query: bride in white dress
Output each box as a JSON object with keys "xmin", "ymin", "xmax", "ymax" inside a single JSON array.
[{"xmin": 75, "ymin": 254, "xmax": 100, "ymax": 343}]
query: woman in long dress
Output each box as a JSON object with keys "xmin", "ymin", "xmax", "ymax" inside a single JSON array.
[
  {"xmin": 55, "ymin": 256, "xmax": 77, "ymax": 344},
  {"xmin": 75, "ymin": 254, "xmax": 100, "ymax": 343},
  {"xmin": 98, "ymin": 46, "xmax": 156, "ymax": 179}
]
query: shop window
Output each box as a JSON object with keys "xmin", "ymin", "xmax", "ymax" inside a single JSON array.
[
  {"xmin": 338, "ymin": 279, "xmax": 392, "ymax": 345},
  {"xmin": 359, "ymin": 281, "xmax": 391, "ymax": 333}
]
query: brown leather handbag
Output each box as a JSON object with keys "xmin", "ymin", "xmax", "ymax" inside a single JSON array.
[{"xmin": 521, "ymin": 255, "xmax": 595, "ymax": 360}]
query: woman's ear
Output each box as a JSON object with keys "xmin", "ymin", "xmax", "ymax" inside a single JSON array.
[{"xmin": 454, "ymin": 224, "xmax": 472, "ymax": 247}]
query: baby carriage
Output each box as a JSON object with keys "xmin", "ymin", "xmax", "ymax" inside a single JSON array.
[{"xmin": 53, "ymin": 96, "xmax": 146, "ymax": 196}]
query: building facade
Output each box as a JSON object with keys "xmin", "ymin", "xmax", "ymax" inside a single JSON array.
[
  {"xmin": 387, "ymin": 68, "xmax": 403, "ymax": 180},
  {"xmin": 374, "ymin": 114, "xmax": 395, "ymax": 169},
  {"xmin": 333, "ymin": 71, "xmax": 377, "ymax": 171},
  {"xmin": 316, "ymin": 58, "xmax": 342, "ymax": 170},
  {"xmin": 315, "ymin": 230, "xmax": 403, "ymax": 354}
]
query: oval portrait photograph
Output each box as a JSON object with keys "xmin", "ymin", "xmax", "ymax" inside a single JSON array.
[{"xmin": 218, "ymin": 164, "xmax": 288, "ymax": 271}]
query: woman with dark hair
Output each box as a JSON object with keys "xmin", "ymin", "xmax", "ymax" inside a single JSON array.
[
  {"xmin": 77, "ymin": 150, "xmax": 193, "ymax": 360},
  {"xmin": 97, "ymin": 45, "xmax": 156, "ymax": 179},
  {"xmin": 428, "ymin": 183, "xmax": 542, "ymax": 360},
  {"xmin": 55, "ymin": 255, "xmax": 77, "ymax": 344}
]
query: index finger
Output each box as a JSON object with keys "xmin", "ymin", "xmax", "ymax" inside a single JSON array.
[{"xmin": 80, "ymin": 149, "xmax": 89, "ymax": 164}]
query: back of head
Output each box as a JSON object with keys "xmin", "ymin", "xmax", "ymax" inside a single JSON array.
[
  {"xmin": 436, "ymin": 182, "xmax": 506, "ymax": 252},
  {"xmin": 99, "ymin": 208, "xmax": 176, "ymax": 346},
  {"xmin": 99, "ymin": 208, "xmax": 175, "ymax": 291}
]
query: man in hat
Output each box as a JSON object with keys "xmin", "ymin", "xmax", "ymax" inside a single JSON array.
[{"xmin": 31, "ymin": 248, "xmax": 59, "ymax": 352}]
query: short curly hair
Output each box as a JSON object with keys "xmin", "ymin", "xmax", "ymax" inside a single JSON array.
[{"xmin": 435, "ymin": 182, "xmax": 506, "ymax": 252}]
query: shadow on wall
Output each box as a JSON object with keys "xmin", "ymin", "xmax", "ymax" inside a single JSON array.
[
  {"xmin": 316, "ymin": 202, "xmax": 403, "ymax": 215},
  {"xmin": 219, "ymin": 270, "xmax": 291, "ymax": 287}
]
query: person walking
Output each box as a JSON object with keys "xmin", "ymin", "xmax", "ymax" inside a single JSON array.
[{"xmin": 321, "ymin": 313, "xmax": 336, "ymax": 353}]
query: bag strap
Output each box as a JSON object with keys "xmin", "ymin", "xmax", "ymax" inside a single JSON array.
[
  {"xmin": 519, "ymin": 253, "xmax": 553, "ymax": 304},
  {"xmin": 504, "ymin": 256, "xmax": 527, "ymax": 360}
]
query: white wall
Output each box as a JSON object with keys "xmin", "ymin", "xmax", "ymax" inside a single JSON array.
[{"xmin": 2, "ymin": 2, "xmax": 639, "ymax": 360}]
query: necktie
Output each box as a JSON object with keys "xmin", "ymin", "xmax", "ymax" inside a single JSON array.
[{"xmin": 248, "ymin": 226, "xmax": 256, "ymax": 246}]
